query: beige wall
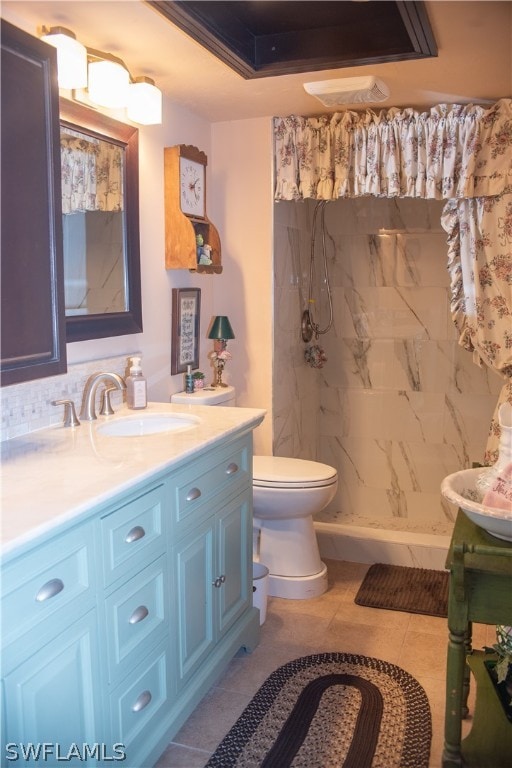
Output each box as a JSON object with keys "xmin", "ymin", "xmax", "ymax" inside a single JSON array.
[{"xmin": 211, "ymin": 118, "xmax": 274, "ymax": 455}]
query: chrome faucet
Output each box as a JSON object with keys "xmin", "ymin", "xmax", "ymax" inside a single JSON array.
[
  {"xmin": 79, "ymin": 372, "xmax": 126, "ymax": 421},
  {"xmin": 52, "ymin": 399, "xmax": 81, "ymax": 427}
]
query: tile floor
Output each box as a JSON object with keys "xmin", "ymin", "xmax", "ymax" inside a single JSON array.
[{"xmin": 155, "ymin": 559, "xmax": 494, "ymax": 768}]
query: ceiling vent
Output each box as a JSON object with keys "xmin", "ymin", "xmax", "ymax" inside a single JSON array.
[{"xmin": 303, "ymin": 76, "xmax": 390, "ymax": 107}]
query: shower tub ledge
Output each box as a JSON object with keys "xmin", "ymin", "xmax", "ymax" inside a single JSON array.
[{"xmin": 315, "ymin": 521, "xmax": 451, "ymax": 570}]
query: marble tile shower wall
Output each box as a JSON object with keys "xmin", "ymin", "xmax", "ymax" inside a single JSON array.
[
  {"xmin": 1, "ymin": 355, "xmax": 129, "ymax": 440},
  {"xmin": 273, "ymin": 198, "xmax": 503, "ymax": 536},
  {"xmin": 274, "ymin": 201, "xmax": 321, "ymax": 460}
]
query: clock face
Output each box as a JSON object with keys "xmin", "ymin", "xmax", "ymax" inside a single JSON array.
[{"xmin": 180, "ymin": 157, "xmax": 205, "ymax": 218}]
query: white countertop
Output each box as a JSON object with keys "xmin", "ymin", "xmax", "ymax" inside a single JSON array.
[{"xmin": 1, "ymin": 402, "xmax": 265, "ymax": 557}]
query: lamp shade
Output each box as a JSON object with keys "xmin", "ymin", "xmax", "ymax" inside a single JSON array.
[
  {"xmin": 127, "ymin": 77, "xmax": 162, "ymax": 125},
  {"xmin": 208, "ymin": 316, "xmax": 235, "ymax": 340},
  {"xmin": 41, "ymin": 27, "xmax": 87, "ymax": 90},
  {"xmin": 88, "ymin": 57, "xmax": 129, "ymax": 108}
]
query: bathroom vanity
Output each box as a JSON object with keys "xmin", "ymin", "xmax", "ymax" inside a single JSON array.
[{"xmin": 1, "ymin": 402, "xmax": 265, "ymax": 767}]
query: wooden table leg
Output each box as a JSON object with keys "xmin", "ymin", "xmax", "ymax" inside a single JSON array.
[
  {"xmin": 442, "ymin": 627, "xmax": 466, "ymax": 768},
  {"xmin": 461, "ymin": 623, "xmax": 472, "ymax": 718}
]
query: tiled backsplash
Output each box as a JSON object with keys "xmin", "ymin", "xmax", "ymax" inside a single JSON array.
[{"xmin": 1, "ymin": 355, "xmax": 132, "ymax": 440}]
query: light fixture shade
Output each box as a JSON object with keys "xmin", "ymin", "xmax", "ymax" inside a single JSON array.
[
  {"xmin": 88, "ymin": 58, "xmax": 129, "ymax": 108},
  {"xmin": 41, "ymin": 27, "xmax": 87, "ymax": 90},
  {"xmin": 127, "ymin": 77, "xmax": 162, "ymax": 125},
  {"xmin": 208, "ymin": 316, "xmax": 235, "ymax": 340}
]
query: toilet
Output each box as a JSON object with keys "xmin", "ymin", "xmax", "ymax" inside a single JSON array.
[{"xmin": 170, "ymin": 386, "xmax": 338, "ymax": 599}]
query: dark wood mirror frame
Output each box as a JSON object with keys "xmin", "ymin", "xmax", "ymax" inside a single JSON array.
[{"xmin": 60, "ymin": 99, "xmax": 143, "ymax": 342}]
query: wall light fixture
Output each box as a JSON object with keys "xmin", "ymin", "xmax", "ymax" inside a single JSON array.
[
  {"xmin": 40, "ymin": 26, "xmax": 87, "ymax": 90},
  {"xmin": 127, "ymin": 77, "xmax": 163, "ymax": 126},
  {"xmin": 40, "ymin": 26, "xmax": 162, "ymax": 125}
]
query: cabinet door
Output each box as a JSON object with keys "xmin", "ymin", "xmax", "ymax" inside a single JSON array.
[
  {"xmin": 2, "ymin": 611, "xmax": 103, "ymax": 766},
  {"xmin": 216, "ymin": 491, "xmax": 252, "ymax": 637},
  {"xmin": 0, "ymin": 21, "xmax": 66, "ymax": 386},
  {"xmin": 173, "ymin": 489, "xmax": 253, "ymax": 689},
  {"xmin": 174, "ymin": 519, "xmax": 215, "ymax": 688}
]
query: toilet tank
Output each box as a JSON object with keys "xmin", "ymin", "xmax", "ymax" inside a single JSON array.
[{"xmin": 171, "ymin": 385, "xmax": 236, "ymax": 406}]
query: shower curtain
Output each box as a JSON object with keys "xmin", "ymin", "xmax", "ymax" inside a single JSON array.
[{"xmin": 273, "ymin": 99, "xmax": 512, "ymax": 461}]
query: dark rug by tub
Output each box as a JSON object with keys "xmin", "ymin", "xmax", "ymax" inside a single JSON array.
[
  {"xmin": 354, "ymin": 563, "xmax": 449, "ymax": 617},
  {"xmin": 205, "ymin": 652, "xmax": 432, "ymax": 768}
]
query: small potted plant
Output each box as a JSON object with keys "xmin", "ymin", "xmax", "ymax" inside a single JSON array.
[{"xmin": 192, "ymin": 371, "xmax": 206, "ymax": 389}]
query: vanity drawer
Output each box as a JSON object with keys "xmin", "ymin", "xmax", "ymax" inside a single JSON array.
[
  {"xmin": 1, "ymin": 523, "xmax": 95, "ymax": 649},
  {"xmin": 101, "ymin": 483, "xmax": 166, "ymax": 587},
  {"xmin": 104, "ymin": 556, "xmax": 168, "ymax": 685},
  {"xmin": 171, "ymin": 437, "xmax": 251, "ymax": 535},
  {"xmin": 110, "ymin": 644, "xmax": 171, "ymax": 759}
]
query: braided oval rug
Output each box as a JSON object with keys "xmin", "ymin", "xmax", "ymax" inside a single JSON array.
[{"xmin": 206, "ymin": 653, "xmax": 431, "ymax": 768}]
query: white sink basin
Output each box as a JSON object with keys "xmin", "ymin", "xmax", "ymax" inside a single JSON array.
[
  {"xmin": 441, "ymin": 467, "xmax": 512, "ymax": 541},
  {"xmin": 96, "ymin": 413, "xmax": 200, "ymax": 437}
]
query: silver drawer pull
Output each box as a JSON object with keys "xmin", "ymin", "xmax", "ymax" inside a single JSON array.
[
  {"xmin": 132, "ymin": 690, "xmax": 152, "ymax": 713},
  {"xmin": 35, "ymin": 578, "xmax": 64, "ymax": 602},
  {"xmin": 125, "ymin": 525, "xmax": 146, "ymax": 544},
  {"xmin": 186, "ymin": 487, "xmax": 201, "ymax": 502},
  {"xmin": 219, "ymin": 574, "xmax": 226, "ymax": 584},
  {"xmin": 225, "ymin": 462, "xmax": 239, "ymax": 475},
  {"xmin": 129, "ymin": 605, "xmax": 149, "ymax": 625}
]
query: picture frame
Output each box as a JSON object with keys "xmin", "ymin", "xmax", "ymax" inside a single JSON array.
[{"xmin": 171, "ymin": 288, "xmax": 201, "ymax": 374}]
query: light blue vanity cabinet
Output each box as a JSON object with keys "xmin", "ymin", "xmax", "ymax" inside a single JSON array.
[
  {"xmin": 1, "ymin": 522, "xmax": 104, "ymax": 763},
  {"xmin": 1, "ymin": 427, "xmax": 261, "ymax": 767}
]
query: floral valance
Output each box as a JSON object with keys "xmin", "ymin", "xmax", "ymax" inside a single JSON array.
[
  {"xmin": 61, "ymin": 129, "xmax": 123, "ymax": 214},
  {"xmin": 274, "ymin": 99, "xmax": 512, "ymax": 201}
]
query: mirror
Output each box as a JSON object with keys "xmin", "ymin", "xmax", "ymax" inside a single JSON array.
[{"xmin": 60, "ymin": 99, "xmax": 142, "ymax": 342}]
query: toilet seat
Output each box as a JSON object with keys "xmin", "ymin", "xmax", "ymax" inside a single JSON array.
[{"xmin": 253, "ymin": 456, "xmax": 337, "ymax": 489}]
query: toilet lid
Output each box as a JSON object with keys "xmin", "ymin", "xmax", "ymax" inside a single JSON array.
[{"xmin": 252, "ymin": 455, "xmax": 337, "ymax": 489}]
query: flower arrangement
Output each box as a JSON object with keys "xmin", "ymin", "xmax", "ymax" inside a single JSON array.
[
  {"xmin": 210, "ymin": 350, "xmax": 232, "ymax": 364},
  {"xmin": 209, "ymin": 347, "xmax": 232, "ymax": 387}
]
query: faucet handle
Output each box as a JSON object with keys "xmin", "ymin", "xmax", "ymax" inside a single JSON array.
[
  {"xmin": 52, "ymin": 399, "xmax": 80, "ymax": 428},
  {"xmin": 99, "ymin": 387, "xmax": 118, "ymax": 416}
]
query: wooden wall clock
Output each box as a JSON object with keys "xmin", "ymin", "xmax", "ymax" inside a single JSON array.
[
  {"xmin": 164, "ymin": 144, "xmax": 222, "ymax": 273},
  {"xmin": 179, "ymin": 149, "xmax": 205, "ymax": 218}
]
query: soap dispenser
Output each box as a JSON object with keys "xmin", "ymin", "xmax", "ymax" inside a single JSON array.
[{"xmin": 126, "ymin": 357, "xmax": 147, "ymax": 410}]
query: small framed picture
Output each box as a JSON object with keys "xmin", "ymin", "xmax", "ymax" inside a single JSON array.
[{"xmin": 171, "ymin": 288, "xmax": 201, "ymax": 374}]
